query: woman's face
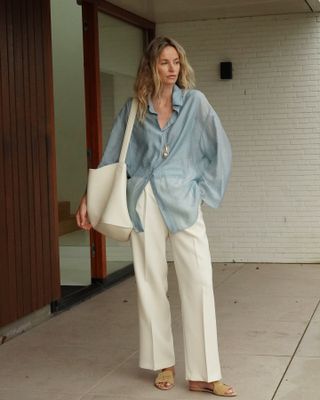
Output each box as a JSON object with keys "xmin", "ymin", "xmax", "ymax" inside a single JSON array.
[{"xmin": 156, "ymin": 46, "xmax": 180, "ymax": 86}]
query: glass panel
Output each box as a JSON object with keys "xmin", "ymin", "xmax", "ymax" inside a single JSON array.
[
  {"xmin": 51, "ymin": 0, "xmax": 91, "ymax": 287},
  {"xmin": 98, "ymin": 13, "xmax": 144, "ymax": 274}
]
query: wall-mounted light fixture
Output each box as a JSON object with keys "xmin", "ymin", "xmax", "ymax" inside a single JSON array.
[{"xmin": 220, "ymin": 62, "xmax": 232, "ymax": 80}]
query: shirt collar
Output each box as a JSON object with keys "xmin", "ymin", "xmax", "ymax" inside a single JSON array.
[
  {"xmin": 172, "ymin": 84, "xmax": 183, "ymax": 113},
  {"xmin": 148, "ymin": 85, "xmax": 184, "ymax": 115}
]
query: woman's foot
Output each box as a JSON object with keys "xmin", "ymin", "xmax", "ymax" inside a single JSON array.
[
  {"xmin": 189, "ymin": 380, "xmax": 236, "ymax": 397},
  {"xmin": 154, "ymin": 366, "xmax": 175, "ymax": 390}
]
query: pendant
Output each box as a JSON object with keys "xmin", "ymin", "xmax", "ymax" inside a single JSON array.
[{"xmin": 162, "ymin": 144, "xmax": 170, "ymax": 159}]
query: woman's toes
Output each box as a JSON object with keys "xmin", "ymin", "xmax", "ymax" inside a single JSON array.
[{"xmin": 226, "ymin": 386, "xmax": 236, "ymax": 396}]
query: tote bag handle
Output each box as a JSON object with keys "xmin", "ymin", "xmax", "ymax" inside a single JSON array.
[{"xmin": 119, "ymin": 98, "xmax": 138, "ymax": 163}]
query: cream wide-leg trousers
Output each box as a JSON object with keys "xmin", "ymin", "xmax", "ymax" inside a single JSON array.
[{"xmin": 130, "ymin": 182, "xmax": 222, "ymax": 382}]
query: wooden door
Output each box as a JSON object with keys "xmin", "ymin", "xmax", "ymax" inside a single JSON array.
[{"xmin": 0, "ymin": 0, "xmax": 60, "ymax": 328}]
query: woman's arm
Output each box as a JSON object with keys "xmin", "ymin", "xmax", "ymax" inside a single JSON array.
[
  {"xmin": 75, "ymin": 193, "xmax": 92, "ymax": 230},
  {"xmin": 198, "ymin": 109, "xmax": 232, "ymax": 207}
]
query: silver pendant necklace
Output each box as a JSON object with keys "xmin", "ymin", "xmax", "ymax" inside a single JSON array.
[
  {"xmin": 156, "ymin": 101, "xmax": 173, "ymax": 159},
  {"xmin": 162, "ymin": 144, "xmax": 170, "ymax": 159}
]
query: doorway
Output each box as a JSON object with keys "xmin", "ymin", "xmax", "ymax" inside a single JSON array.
[
  {"xmin": 50, "ymin": 0, "xmax": 91, "ymax": 305},
  {"xmin": 50, "ymin": 0, "xmax": 155, "ymax": 309},
  {"xmin": 97, "ymin": 12, "xmax": 144, "ymax": 275}
]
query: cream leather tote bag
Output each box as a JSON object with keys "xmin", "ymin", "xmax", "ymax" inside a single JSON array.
[{"xmin": 86, "ymin": 99, "xmax": 137, "ymax": 241}]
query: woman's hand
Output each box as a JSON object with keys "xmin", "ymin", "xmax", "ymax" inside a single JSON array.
[{"xmin": 75, "ymin": 194, "xmax": 92, "ymax": 231}]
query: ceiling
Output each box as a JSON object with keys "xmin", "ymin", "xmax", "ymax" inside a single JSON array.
[{"xmin": 106, "ymin": 0, "xmax": 320, "ymax": 23}]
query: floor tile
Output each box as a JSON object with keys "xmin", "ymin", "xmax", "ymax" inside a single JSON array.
[
  {"xmin": 273, "ymin": 357, "xmax": 320, "ymax": 400},
  {"xmin": 14, "ymin": 284, "xmax": 139, "ymax": 351},
  {"xmin": 0, "ymin": 390, "xmax": 56, "ymax": 400},
  {"xmin": 86, "ymin": 353, "xmax": 194, "ymax": 399},
  {"xmin": 0, "ymin": 390, "xmax": 82, "ymax": 400},
  {"xmin": 81, "ymin": 395, "xmax": 183, "ymax": 400},
  {"xmin": 243, "ymin": 263, "xmax": 320, "ymax": 276},
  {"xmin": 220, "ymin": 353, "xmax": 289, "ymax": 400},
  {"xmin": 215, "ymin": 293, "xmax": 318, "ymax": 323},
  {"xmin": 217, "ymin": 318, "xmax": 306, "ymax": 356},
  {"xmin": 213, "ymin": 262, "xmax": 246, "ymax": 287},
  {"xmin": 0, "ymin": 341, "xmax": 136, "ymax": 394},
  {"xmin": 86, "ymin": 352, "xmax": 289, "ymax": 400},
  {"xmin": 296, "ymin": 320, "xmax": 320, "ymax": 357},
  {"xmin": 312, "ymin": 303, "xmax": 320, "ymax": 321},
  {"xmin": 1, "ymin": 262, "xmax": 319, "ymax": 400},
  {"xmin": 216, "ymin": 263, "xmax": 320, "ymax": 298},
  {"xmin": 13, "ymin": 314, "xmax": 140, "ymax": 351}
]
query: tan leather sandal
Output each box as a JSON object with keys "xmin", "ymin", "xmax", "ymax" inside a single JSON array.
[
  {"xmin": 154, "ymin": 369, "xmax": 175, "ymax": 390},
  {"xmin": 189, "ymin": 380, "xmax": 237, "ymax": 397}
]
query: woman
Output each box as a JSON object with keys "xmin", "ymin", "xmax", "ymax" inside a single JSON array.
[{"xmin": 76, "ymin": 36, "xmax": 236, "ymax": 397}]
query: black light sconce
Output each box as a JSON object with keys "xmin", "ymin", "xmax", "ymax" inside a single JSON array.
[{"xmin": 220, "ymin": 62, "xmax": 232, "ymax": 80}]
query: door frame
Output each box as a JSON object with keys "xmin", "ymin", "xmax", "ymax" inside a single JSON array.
[{"xmin": 79, "ymin": 0, "xmax": 155, "ymax": 280}]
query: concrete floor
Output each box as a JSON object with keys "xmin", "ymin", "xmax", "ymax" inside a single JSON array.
[{"xmin": 0, "ymin": 262, "xmax": 319, "ymax": 400}]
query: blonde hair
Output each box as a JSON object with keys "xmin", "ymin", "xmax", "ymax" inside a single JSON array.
[{"xmin": 134, "ymin": 36, "xmax": 195, "ymax": 121}]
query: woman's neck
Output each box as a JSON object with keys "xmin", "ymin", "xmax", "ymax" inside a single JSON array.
[{"xmin": 153, "ymin": 84, "xmax": 174, "ymax": 107}]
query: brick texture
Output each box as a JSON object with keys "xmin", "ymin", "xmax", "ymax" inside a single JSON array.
[{"xmin": 158, "ymin": 13, "xmax": 320, "ymax": 262}]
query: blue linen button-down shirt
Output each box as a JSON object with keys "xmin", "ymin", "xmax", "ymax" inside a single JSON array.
[{"xmin": 98, "ymin": 85, "xmax": 232, "ymax": 233}]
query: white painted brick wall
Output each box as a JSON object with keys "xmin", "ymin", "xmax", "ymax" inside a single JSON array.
[{"xmin": 158, "ymin": 13, "xmax": 320, "ymax": 263}]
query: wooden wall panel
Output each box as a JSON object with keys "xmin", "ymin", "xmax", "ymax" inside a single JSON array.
[
  {"xmin": 0, "ymin": 0, "xmax": 19, "ymax": 325},
  {"xmin": 41, "ymin": 0, "xmax": 61, "ymax": 308},
  {"xmin": 0, "ymin": 0, "xmax": 60, "ymax": 328}
]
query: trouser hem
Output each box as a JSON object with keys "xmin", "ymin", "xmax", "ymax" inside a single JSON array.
[
  {"xmin": 139, "ymin": 360, "xmax": 176, "ymax": 371},
  {"xmin": 186, "ymin": 373, "xmax": 222, "ymax": 382}
]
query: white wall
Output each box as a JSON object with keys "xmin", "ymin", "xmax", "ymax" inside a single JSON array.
[
  {"xmin": 51, "ymin": 0, "xmax": 87, "ymax": 213},
  {"xmin": 158, "ymin": 13, "xmax": 320, "ymax": 263}
]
